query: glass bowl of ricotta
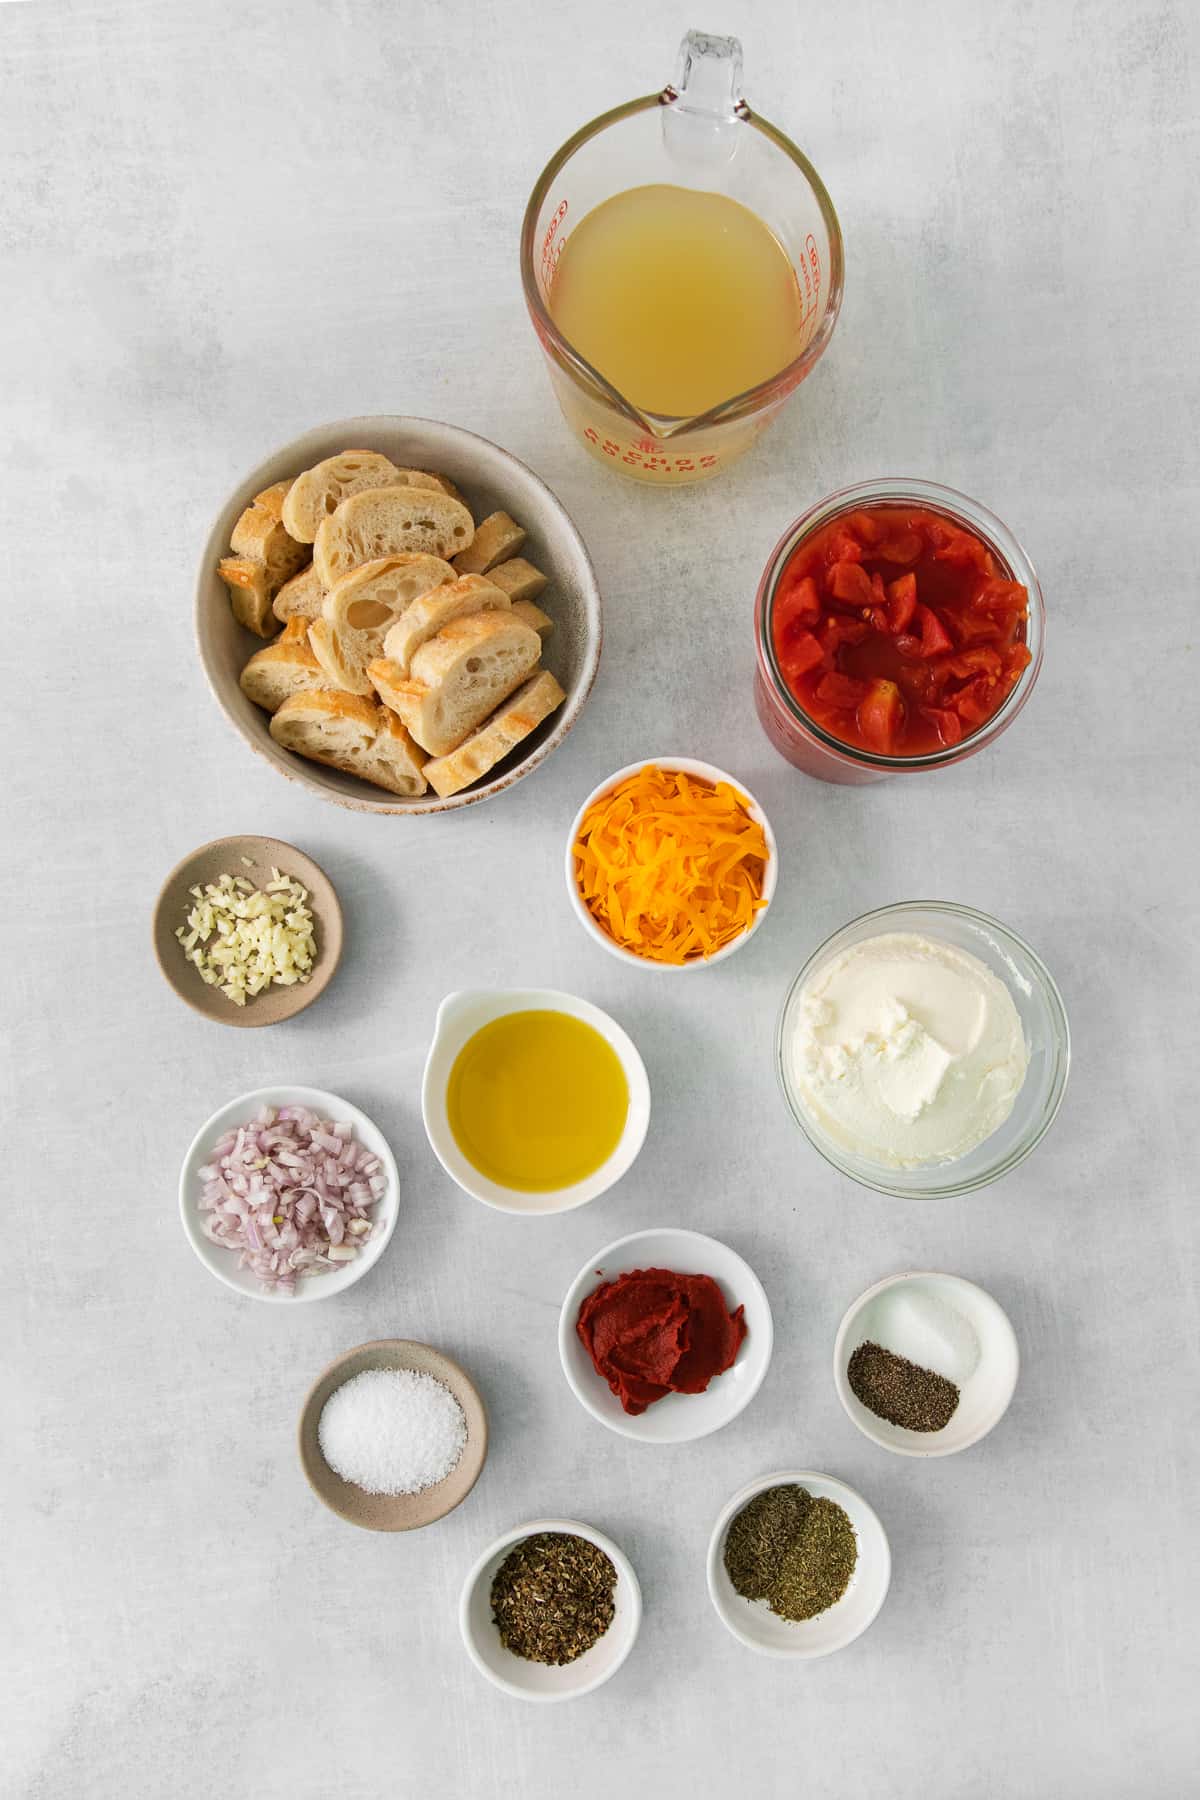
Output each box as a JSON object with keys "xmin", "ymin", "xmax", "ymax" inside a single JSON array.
[{"xmin": 776, "ymin": 902, "xmax": 1070, "ymax": 1198}]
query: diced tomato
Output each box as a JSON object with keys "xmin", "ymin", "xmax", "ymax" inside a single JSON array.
[
  {"xmin": 857, "ymin": 679, "xmax": 904, "ymax": 753},
  {"xmin": 877, "ymin": 529, "xmax": 923, "ymax": 564},
  {"xmin": 771, "ymin": 503, "xmax": 1033, "ymax": 757},
  {"xmin": 940, "ymin": 647, "xmax": 1003, "ymax": 681},
  {"xmin": 972, "ymin": 577, "xmax": 1028, "ymax": 616},
  {"xmin": 821, "ymin": 614, "xmax": 870, "ymax": 651},
  {"xmin": 946, "ymin": 608, "xmax": 1002, "ymax": 647},
  {"xmin": 816, "ymin": 672, "xmax": 870, "ymax": 707},
  {"xmin": 916, "ymin": 604, "xmax": 954, "ymax": 656},
  {"xmin": 885, "ymin": 573, "xmax": 918, "ymax": 633},
  {"xmin": 774, "ymin": 577, "xmax": 821, "ymax": 647},
  {"xmin": 827, "ymin": 560, "xmax": 873, "ymax": 606},
  {"xmin": 825, "ymin": 524, "xmax": 865, "ymax": 563},
  {"xmin": 927, "ymin": 518, "xmax": 994, "ymax": 573},
  {"xmin": 920, "ymin": 705, "xmax": 965, "ymax": 747},
  {"xmin": 951, "ymin": 677, "xmax": 997, "ymax": 727},
  {"xmin": 778, "ymin": 629, "xmax": 824, "ymax": 680},
  {"xmin": 843, "ymin": 510, "xmax": 881, "ymax": 545},
  {"xmin": 897, "ymin": 660, "xmax": 935, "ymax": 699}
]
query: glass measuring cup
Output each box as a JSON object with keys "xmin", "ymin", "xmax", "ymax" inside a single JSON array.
[{"xmin": 520, "ymin": 31, "xmax": 843, "ymax": 486}]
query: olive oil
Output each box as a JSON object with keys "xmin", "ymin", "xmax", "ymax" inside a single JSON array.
[
  {"xmin": 446, "ymin": 1010, "xmax": 628, "ymax": 1192},
  {"xmin": 548, "ymin": 183, "xmax": 804, "ymax": 419}
]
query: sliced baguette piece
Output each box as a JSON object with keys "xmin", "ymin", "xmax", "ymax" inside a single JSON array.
[
  {"xmin": 221, "ymin": 482, "xmax": 308, "ymax": 635},
  {"xmin": 218, "ymin": 556, "xmax": 276, "ymax": 637},
  {"xmin": 368, "ymin": 612, "xmax": 541, "ymax": 756},
  {"xmin": 230, "ymin": 482, "xmax": 308, "ymax": 585},
  {"xmin": 272, "ymin": 562, "xmax": 324, "ymax": 623},
  {"xmin": 380, "ymin": 574, "xmax": 510, "ymax": 674},
  {"xmin": 315, "ymin": 485, "xmax": 475, "ymax": 587},
  {"xmin": 424, "ymin": 670, "xmax": 567, "ymax": 798},
  {"xmin": 281, "ymin": 451, "xmax": 400, "ymax": 543},
  {"xmin": 511, "ymin": 598, "xmax": 553, "ymax": 639},
  {"xmin": 309, "ymin": 554, "xmax": 455, "ymax": 695},
  {"xmin": 487, "ymin": 557, "xmax": 548, "ymax": 603},
  {"xmin": 270, "ymin": 689, "xmax": 427, "ymax": 797},
  {"xmin": 451, "ymin": 510, "xmax": 526, "ymax": 576},
  {"xmin": 417, "ymin": 471, "xmax": 467, "ymax": 505},
  {"xmin": 239, "ymin": 619, "xmax": 326, "ymax": 714}
]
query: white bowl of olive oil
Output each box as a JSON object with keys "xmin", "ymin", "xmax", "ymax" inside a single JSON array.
[{"xmin": 420, "ymin": 988, "xmax": 651, "ymax": 1216}]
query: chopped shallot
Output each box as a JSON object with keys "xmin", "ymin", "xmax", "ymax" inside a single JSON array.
[{"xmin": 197, "ymin": 1104, "xmax": 387, "ymax": 1293}]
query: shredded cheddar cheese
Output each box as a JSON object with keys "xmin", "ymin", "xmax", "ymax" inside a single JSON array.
[{"xmin": 573, "ymin": 766, "xmax": 770, "ymax": 964}]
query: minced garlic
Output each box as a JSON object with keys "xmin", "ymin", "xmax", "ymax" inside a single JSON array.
[{"xmin": 175, "ymin": 868, "xmax": 316, "ymax": 1006}]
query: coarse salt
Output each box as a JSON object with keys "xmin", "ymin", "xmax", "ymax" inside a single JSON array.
[
  {"xmin": 318, "ymin": 1368, "xmax": 467, "ymax": 1496},
  {"xmin": 877, "ymin": 1287, "xmax": 981, "ymax": 1387}
]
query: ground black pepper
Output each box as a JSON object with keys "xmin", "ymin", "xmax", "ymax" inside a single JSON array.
[
  {"xmin": 847, "ymin": 1338, "xmax": 960, "ymax": 1432},
  {"xmin": 490, "ymin": 1531, "xmax": 616, "ymax": 1665}
]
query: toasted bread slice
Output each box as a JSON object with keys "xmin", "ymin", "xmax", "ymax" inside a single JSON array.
[
  {"xmin": 424, "ymin": 670, "xmax": 566, "ymax": 798},
  {"xmin": 451, "ymin": 510, "xmax": 526, "ymax": 576},
  {"xmin": 368, "ymin": 612, "xmax": 541, "ymax": 756},
  {"xmin": 218, "ymin": 556, "xmax": 276, "ymax": 637},
  {"xmin": 270, "ymin": 689, "xmax": 427, "ymax": 797},
  {"xmin": 417, "ymin": 471, "xmax": 467, "ymax": 505},
  {"xmin": 487, "ymin": 557, "xmax": 548, "ymax": 603},
  {"xmin": 230, "ymin": 483, "xmax": 308, "ymax": 583},
  {"xmin": 239, "ymin": 619, "xmax": 326, "ymax": 714},
  {"xmin": 511, "ymin": 598, "xmax": 553, "ymax": 639},
  {"xmin": 314, "ymin": 485, "xmax": 475, "ymax": 587},
  {"xmin": 380, "ymin": 574, "xmax": 510, "ymax": 674},
  {"xmin": 222, "ymin": 483, "xmax": 307, "ymax": 634},
  {"xmin": 281, "ymin": 451, "xmax": 400, "ymax": 543},
  {"xmin": 308, "ymin": 554, "xmax": 454, "ymax": 695},
  {"xmin": 272, "ymin": 562, "xmax": 324, "ymax": 623}
]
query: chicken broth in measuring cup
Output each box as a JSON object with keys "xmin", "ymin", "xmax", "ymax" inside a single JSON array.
[{"xmin": 549, "ymin": 184, "xmax": 806, "ymax": 420}]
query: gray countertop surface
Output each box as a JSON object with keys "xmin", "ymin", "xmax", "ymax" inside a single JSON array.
[{"xmin": 3, "ymin": 1, "xmax": 1197, "ymax": 1795}]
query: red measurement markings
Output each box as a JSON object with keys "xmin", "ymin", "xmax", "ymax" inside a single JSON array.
[
  {"xmin": 584, "ymin": 426, "xmax": 719, "ymax": 474},
  {"xmin": 540, "ymin": 199, "xmax": 568, "ymax": 293}
]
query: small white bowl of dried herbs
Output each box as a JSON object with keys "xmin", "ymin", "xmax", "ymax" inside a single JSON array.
[{"xmin": 459, "ymin": 1517, "xmax": 641, "ymax": 1701}]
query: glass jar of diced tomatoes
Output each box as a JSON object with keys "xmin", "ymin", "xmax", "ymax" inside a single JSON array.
[{"xmin": 754, "ymin": 479, "xmax": 1044, "ymax": 784}]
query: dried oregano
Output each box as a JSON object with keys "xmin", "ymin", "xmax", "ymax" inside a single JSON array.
[
  {"xmin": 724, "ymin": 1484, "xmax": 857, "ymax": 1622},
  {"xmin": 491, "ymin": 1531, "xmax": 617, "ymax": 1665}
]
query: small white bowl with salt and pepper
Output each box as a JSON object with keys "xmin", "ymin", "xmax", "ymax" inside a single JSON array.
[
  {"xmin": 834, "ymin": 1270, "xmax": 1019, "ymax": 1457},
  {"xmin": 178, "ymin": 1085, "xmax": 400, "ymax": 1303},
  {"xmin": 299, "ymin": 1339, "xmax": 488, "ymax": 1531},
  {"xmin": 459, "ymin": 1517, "xmax": 642, "ymax": 1701}
]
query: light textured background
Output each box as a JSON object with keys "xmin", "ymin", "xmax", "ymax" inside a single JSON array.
[{"xmin": 3, "ymin": 0, "xmax": 1197, "ymax": 1795}]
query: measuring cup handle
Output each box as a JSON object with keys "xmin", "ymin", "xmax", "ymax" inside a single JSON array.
[
  {"xmin": 660, "ymin": 30, "xmax": 749, "ymax": 166},
  {"xmin": 661, "ymin": 29, "xmax": 749, "ymax": 122}
]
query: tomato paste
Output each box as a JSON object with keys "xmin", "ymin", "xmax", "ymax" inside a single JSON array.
[
  {"xmin": 576, "ymin": 1267, "xmax": 747, "ymax": 1415},
  {"xmin": 771, "ymin": 504, "xmax": 1032, "ymax": 756}
]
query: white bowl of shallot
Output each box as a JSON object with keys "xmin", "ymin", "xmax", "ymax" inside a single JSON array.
[{"xmin": 178, "ymin": 1085, "xmax": 400, "ymax": 1303}]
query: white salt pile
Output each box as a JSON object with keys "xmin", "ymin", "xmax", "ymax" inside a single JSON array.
[
  {"xmin": 318, "ymin": 1367, "xmax": 467, "ymax": 1496},
  {"xmin": 876, "ymin": 1286, "xmax": 981, "ymax": 1386}
]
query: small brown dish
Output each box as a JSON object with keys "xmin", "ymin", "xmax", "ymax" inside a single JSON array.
[
  {"xmin": 299, "ymin": 1339, "xmax": 488, "ymax": 1532},
  {"xmin": 152, "ymin": 834, "xmax": 343, "ymax": 1027}
]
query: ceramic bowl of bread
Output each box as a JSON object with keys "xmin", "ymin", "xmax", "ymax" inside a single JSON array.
[{"xmin": 196, "ymin": 417, "xmax": 602, "ymax": 814}]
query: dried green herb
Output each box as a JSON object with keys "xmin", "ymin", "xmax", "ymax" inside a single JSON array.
[
  {"xmin": 490, "ymin": 1531, "xmax": 616, "ymax": 1665},
  {"xmin": 722, "ymin": 1484, "xmax": 809, "ymax": 1600},
  {"xmin": 847, "ymin": 1339, "xmax": 960, "ymax": 1433},
  {"xmin": 770, "ymin": 1495, "xmax": 857, "ymax": 1621},
  {"xmin": 725, "ymin": 1484, "xmax": 858, "ymax": 1622}
]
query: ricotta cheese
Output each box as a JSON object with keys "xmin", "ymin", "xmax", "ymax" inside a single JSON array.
[{"xmin": 788, "ymin": 932, "xmax": 1028, "ymax": 1168}]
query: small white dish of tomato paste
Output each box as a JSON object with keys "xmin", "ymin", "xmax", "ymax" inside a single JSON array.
[{"xmin": 558, "ymin": 1227, "xmax": 774, "ymax": 1443}]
